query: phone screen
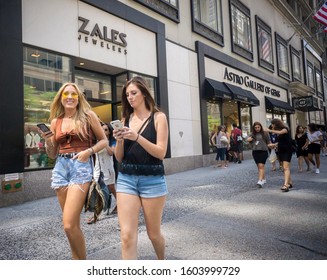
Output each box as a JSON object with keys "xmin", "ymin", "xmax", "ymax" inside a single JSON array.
[{"xmin": 37, "ymin": 123, "xmax": 50, "ymax": 133}]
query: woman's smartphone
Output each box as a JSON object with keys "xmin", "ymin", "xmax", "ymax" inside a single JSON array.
[
  {"xmin": 37, "ymin": 123, "xmax": 51, "ymax": 133},
  {"xmin": 110, "ymin": 120, "xmax": 123, "ymax": 130}
]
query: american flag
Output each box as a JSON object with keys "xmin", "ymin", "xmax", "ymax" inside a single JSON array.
[
  {"xmin": 313, "ymin": 1, "xmax": 327, "ymax": 26},
  {"xmin": 259, "ymin": 28, "xmax": 271, "ymax": 62}
]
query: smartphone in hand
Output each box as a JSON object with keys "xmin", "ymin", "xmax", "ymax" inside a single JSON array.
[
  {"xmin": 37, "ymin": 123, "xmax": 51, "ymax": 133},
  {"xmin": 110, "ymin": 120, "xmax": 123, "ymax": 130}
]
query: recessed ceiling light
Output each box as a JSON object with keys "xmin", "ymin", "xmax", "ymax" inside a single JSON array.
[{"xmin": 79, "ymin": 62, "xmax": 85, "ymax": 66}]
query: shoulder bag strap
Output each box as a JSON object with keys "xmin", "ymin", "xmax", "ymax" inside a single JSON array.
[{"xmin": 125, "ymin": 114, "xmax": 152, "ymax": 154}]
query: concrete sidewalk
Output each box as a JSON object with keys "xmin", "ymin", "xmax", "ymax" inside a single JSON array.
[{"xmin": 0, "ymin": 153, "xmax": 326, "ymax": 260}]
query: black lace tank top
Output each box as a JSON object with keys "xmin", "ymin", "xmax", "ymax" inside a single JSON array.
[{"xmin": 120, "ymin": 113, "xmax": 164, "ymax": 176}]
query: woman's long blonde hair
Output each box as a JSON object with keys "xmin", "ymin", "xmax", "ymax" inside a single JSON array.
[{"xmin": 49, "ymin": 82, "xmax": 91, "ymax": 139}]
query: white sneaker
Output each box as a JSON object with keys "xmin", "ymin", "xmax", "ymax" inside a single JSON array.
[
  {"xmin": 261, "ymin": 179, "xmax": 266, "ymax": 184},
  {"xmin": 256, "ymin": 180, "xmax": 263, "ymax": 188},
  {"xmin": 315, "ymin": 168, "xmax": 320, "ymax": 174}
]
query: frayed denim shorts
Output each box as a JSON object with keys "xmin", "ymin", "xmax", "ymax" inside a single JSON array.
[
  {"xmin": 116, "ymin": 172, "xmax": 168, "ymax": 198},
  {"xmin": 51, "ymin": 157, "xmax": 93, "ymax": 189}
]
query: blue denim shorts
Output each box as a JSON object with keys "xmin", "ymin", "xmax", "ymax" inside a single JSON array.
[
  {"xmin": 116, "ymin": 172, "xmax": 168, "ymax": 198},
  {"xmin": 51, "ymin": 157, "xmax": 93, "ymax": 189}
]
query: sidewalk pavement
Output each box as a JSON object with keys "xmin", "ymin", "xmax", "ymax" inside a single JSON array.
[{"xmin": 0, "ymin": 152, "xmax": 326, "ymax": 260}]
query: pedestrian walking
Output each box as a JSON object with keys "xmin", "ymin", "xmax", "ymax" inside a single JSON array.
[
  {"xmin": 305, "ymin": 123, "xmax": 323, "ymax": 174},
  {"xmin": 268, "ymin": 124, "xmax": 281, "ymax": 171},
  {"xmin": 231, "ymin": 123, "xmax": 243, "ymax": 163},
  {"xmin": 247, "ymin": 122, "xmax": 272, "ymax": 188},
  {"xmin": 211, "ymin": 125, "xmax": 229, "ymax": 168},
  {"xmin": 87, "ymin": 122, "xmax": 117, "ymax": 224},
  {"xmin": 113, "ymin": 76, "xmax": 169, "ymax": 260},
  {"xmin": 266, "ymin": 118, "xmax": 293, "ymax": 192},
  {"xmin": 294, "ymin": 125, "xmax": 310, "ymax": 172},
  {"xmin": 320, "ymin": 127, "xmax": 327, "ymax": 156},
  {"xmin": 40, "ymin": 82, "xmax": 107, "ymax": 259}
]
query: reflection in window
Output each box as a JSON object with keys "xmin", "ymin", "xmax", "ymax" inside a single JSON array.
[
  {"xmin": 23, "ymin": 46, "xmax": 72, "ymax": 169},
  {"xmin": 240, "ymin": 104, "xmax": 252, "ymax": 150},
  {"xmin": 163, "ymin": 0, "xmax": 177, "ymax": 7},
  {"xmin": 291, "ymin": 48, "xmax": 302, "ymax": 81},
  {"xmin": 315, "ymin": 70, "xmax": 322, "ymax": 93},
  {"xmin": 75, "ymin": 69, "xmax": 112, "ymax": 101},
  {"xmin": 276, "ymin": 34, "xmax": 289, "ymax": 78},
  {"xmin": 258, "ymin": 26, "xmax": 273, "ymax": 63},
  {"xmin": 256, "ymin": 16, "xmax": 273, "ymax": 71},
  {"xmin": 307, "ymin": 63, "xmax": 314, "ymax": 88},
  {"xmin": 207, "ymin": 101, "xmax": 221, "ymax": 152},
  {"xmin": 130, "ymin": 72, "xmax": 156, "ymax": 100},
  {"xmin": 231, "ymin": 4, "xmax": 252, "ymax": 51},
  {"xmin": 193, "ymin": 0, "xmax": 222, "ymax": 34}
]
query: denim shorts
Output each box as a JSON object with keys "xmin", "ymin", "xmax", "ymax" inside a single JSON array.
[
  {"xmin": 216, "ymin": 147, "xmax": 227, "ymax": 160},
  {"xmin": 51, "ymin": 157, "xmax": 93, "ymax": 189},
  {"xmin": 116, "ymin": 172, "xmax": 168, "ymax": 198}
]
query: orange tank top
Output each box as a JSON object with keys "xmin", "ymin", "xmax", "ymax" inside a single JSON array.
[{"xmin": 55, "ymin": 117, "xmax": 91, "ymax": 154}]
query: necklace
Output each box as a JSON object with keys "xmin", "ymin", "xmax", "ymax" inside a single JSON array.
[{"xmin": 64, "ymin": 112, "xmax": 76, "ymax": 118}]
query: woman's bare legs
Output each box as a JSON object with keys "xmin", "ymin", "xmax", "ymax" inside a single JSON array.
[
  {"xmin": 282, "ymin": 161, "xmax": 292, "ymax": 186},
  {"xmin": 56, "ymin": 183, "xmax": 90, "ymax": 259},
  {"xmin": 257, "ymin": 163, "xmax": 265, "ymax": 181},
  {"xmin": 117, "ymin": 193, "xmax": 141, "ymax": 259},
  {"xmin": 142, "ymin": 195, "xmax": 166, "ymax": 260}
]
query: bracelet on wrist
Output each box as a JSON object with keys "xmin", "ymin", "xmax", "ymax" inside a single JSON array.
[
  {"xmin": 88, "ymin": 147, "xmax": 95, "ymax": 154},
  {"xmin": 135, "ymin": 134, "xmax": 139, "ymax": 142}
]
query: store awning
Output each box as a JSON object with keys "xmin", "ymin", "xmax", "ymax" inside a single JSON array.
[
  {"xmin": 225, "ymin": 83, "xmax": 260, "ymax": 106},
  {"xmin": 293, "ymin": 96, "xmax": 322, "ymax": 112},
  {"xmin": 204, "ymin": 78, "xmax": 232, "ymax": 101},
  {"xmin": 265, "ymin": 96, "xmax": 295, "ymax": 114}
]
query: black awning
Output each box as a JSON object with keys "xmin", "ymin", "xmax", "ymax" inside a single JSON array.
[
  {"xmin": 265, "ymin": 96, "xmax": 295, "ymax": 114},
  {"xmin": 224, "ymin": 83, "xmax": 260, "ymax": 106},
  {"xmin": 204, "ymin": 78, "xmax": 232, "ymax": 101},
  {"xmin": 293, "ymin": 96, "xmax": 322, "ymax": 112}
]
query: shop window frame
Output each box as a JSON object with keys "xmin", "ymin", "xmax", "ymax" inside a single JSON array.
[
  {"xmin": 23, "ymin": 46, "xmax": 73, "ymax": 171},
  {"xmin": 255, "ymin": 16, "xmax": 274, "ymax": 72},
  {"xmin": 134, "ymin": 0, "xmax": 180, "ymax": 22},
  {"xmin": 290, "ymin": 46, "xmax": 302, "ymax": 82},
  {"xmin": 229, "ymin": 0, "xmax": 253, "ymax": 61},
  {"xmin": 191, "ymin": 0, "xmax": 224, "ymax": 46},
  {"xmin": 306, "ymin": 61, "xmax": 315, "ymax": 90},
  {"xmin": 315, "ymin": 67, "xmax": 323, "ymax": 99},
  {"xmin": 275, "ymin": 33, "xmax": 290, "ymax": 80}
]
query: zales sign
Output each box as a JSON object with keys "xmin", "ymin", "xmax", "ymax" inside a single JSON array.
[
  {"xmin": 78, "ymin": 16, "xmax": 127, "ymax": 55},
  {"xmin": 224, "ymin": 68, "xmax": 280, "ymax": 97}
]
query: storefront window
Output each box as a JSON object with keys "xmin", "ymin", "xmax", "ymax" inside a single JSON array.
[
  {"xmin": 240, "ymin": 104, "xmax": 251, "ymax": 149},
  {"xmin": 75, "ymin": 69, "xmax": 112, "ymax": 101},
  {"xmin": 265, "ymin": 112, "xmax": 273, "ymax": 128},
  {"xmin": 222, "ymin": 100, "xmax": 238, "ymax": 134},
  {"xmin": 207, "ymin": 101, "xmax": 221, "ymax": 152},
  {"xmin": 265, "ymin": 111, "xmax": 287, "ymax": 127},
  {"xmin": 130, "ymin": 73, "xmax": 155, "ymax": 100},
  {"xmin": 23, "ymin": 46, "xmax": 72, "ymax": 169}
]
